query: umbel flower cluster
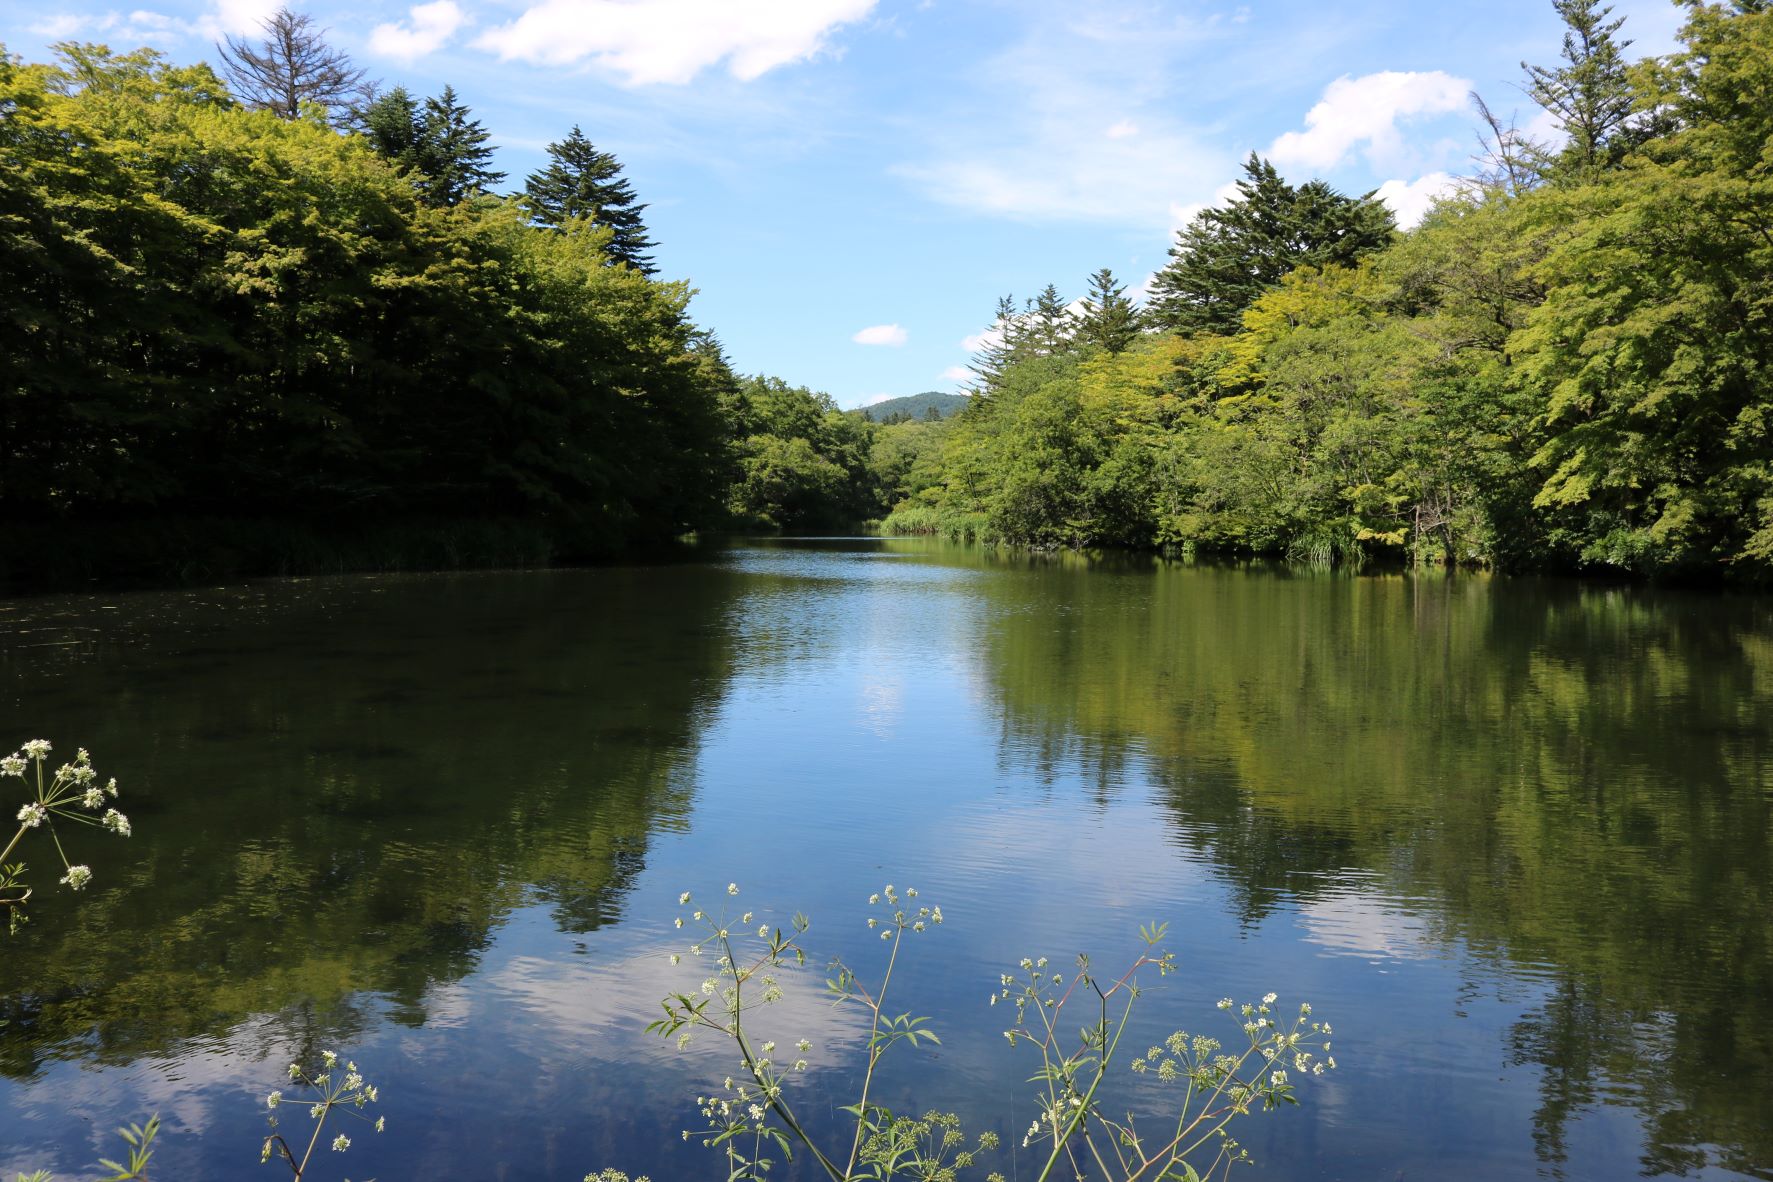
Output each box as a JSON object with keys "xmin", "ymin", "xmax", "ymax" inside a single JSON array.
[
  {"xmin": 262, "ymin": 1049, "xmax": 386, "ymax": 1178},
  {"xmin": 599, "ymin": 884, "xmax": 1338, "ymax": 1182},
  {"xmin": 2, "ymin": 740, "xmax": 132, "ymax": 932}
]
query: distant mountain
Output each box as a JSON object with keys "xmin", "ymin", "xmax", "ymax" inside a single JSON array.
[{"xmin": 854, "ymin": 391, "xmax": 970, "ymax": 423}]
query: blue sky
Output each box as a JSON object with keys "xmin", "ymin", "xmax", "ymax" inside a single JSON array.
[{"xmin": 5, "ymin": 0, "xmax": 1687, "ymax": 407}]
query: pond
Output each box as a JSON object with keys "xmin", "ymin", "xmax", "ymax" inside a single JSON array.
[{"xmin": 2, "ymin": 538, "xmax": 1769, "ymax": 1181}]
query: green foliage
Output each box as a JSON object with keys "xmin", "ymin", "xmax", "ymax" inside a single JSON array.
[
  {"xmin": 525, "ymin": 125, "xmax": 656, "ymax": 273},
  {"xmin": 1147, "ymin": 154, "xmax": 1395, "ymax": 335},
  {"xmin": 1074, "ymin": 267, "xmax": 1143, "ymax": 355},
  {"xmin": 361, "ymin": 82, "xmax": 504, "ymax": 205},
  {"xmin": 0, "ymin": 46, "xmax": 727, "ymax": 564},
  {"xmin": 886, "ymin": 1, "xmax": 1773, "ymax": 581},
  {"xmin": 1522, "ymin": 0, "xmax": 1640, "ymax": 174},
  {"xmin": 724, "ymin": 376, "xmax": 878, "ymax": 529},
  {"xmin": 14, "ymin": 1115, "xmax": 161, "ymax": 1182}
]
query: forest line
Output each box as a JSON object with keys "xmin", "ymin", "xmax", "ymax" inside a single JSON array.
[{"xmin": 3, "ymin": 0, "xmax": 1770, "ymax": 584}]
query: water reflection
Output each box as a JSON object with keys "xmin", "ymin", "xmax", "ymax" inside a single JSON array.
[
  {"xmin": 966, "ymin": 556, "xmax": 1773, "ymax": 1178},
  {"xmin": 1, "ymin": 545, "xmax": 1769, "ymax": 1181}
]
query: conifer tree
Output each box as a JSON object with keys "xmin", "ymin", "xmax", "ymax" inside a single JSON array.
[
  {"xmin": 362, "ymin": 85, "xmax": 504, "ymax": 206},
  {"xmin": 1075, "ymin": 268, "xmax": 1142, "ymax": 354},
  {"xmin": 417, "ymin": 85, "xmax": 503, "ymax": 206},
  {"xmin": 1523, "ymin": 0, "xmax": 1638, "ymax": 173},
  {"xmin": 360, "ymin": 85, "xmax": 422, "ymax": 168},
  {"xmin": 1147, "ymin": 154, "xmax": 1393, "ymax": 335},
  {"xmin": 525, "ymin": 125, "xmax": 656, "ymax": 274},
  {"xmin": 967, "ymin": 295, "xmax": 1028, "ymax": 389},
  {"xmin": 1027, "ymin": 284, "xmax": 1075, "ymax": 356}
]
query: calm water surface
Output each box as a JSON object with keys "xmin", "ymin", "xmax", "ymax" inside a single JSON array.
[{"xmin": 1, "ymin": 539, "xmax": 1769, "ymax": 1180}]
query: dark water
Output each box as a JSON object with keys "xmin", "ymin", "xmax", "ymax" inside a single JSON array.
[{"xmin": 1, "ymin": 539, "xmax": 1769, "ymax": 1181}]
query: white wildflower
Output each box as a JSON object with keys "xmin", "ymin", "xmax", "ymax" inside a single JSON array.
[{"xmin": 60, "ymin": 865, "xmax": 92, "ymax": 890}]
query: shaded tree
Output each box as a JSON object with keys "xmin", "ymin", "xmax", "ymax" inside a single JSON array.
[{"xmin": 417, "ymin": 85, "xmax": 503, "ymax": 206}]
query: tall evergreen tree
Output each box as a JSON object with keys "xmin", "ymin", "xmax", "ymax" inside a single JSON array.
[
  {"xmin": 1147, "ymin": 154, "xmax": 1394, "ymax": 335},
  {"xmin": 417, "ymin": 85, "xmax": 503, "ymax": 207},
  {"xmin": 968, "ymin": 295, "xmax": 1028, "ymax": 389},
  {"xmin": 360, "ymin": 85, "xmax": 422, "ymax": 168},
  {"xmin": 1027, "ymin": 284, "xmax": 1075, "ymax": 355},
  {"xmin": 1523, "ymin": 0, "xmax": 1638, "ymax": 173},
  {"xmin": 1075, "ymin": 268, "xmax": 1142, "ymax": 354},
  {"xmin": 524, "ymin": 125, "xmax": 656, "ymax": 274},
  {"xmin": 361, "ymin": 84, "xmax": 504, "ymax": 207},
  {"xmin": 215, "ymin": 7, "xmax": 370, "ymax": 124}
]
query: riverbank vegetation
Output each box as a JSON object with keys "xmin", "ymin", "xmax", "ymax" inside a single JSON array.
[
  {"xmin": 0, "ymin": 38, "xmax": 733, "ymax": 552},
  {"xmin": 3, "ymin": 0, "xmax": 1768, "ymax": 586},
  {"xmin": 883, "ymin": 1, "xmax": 1773, "ymax": 582}
]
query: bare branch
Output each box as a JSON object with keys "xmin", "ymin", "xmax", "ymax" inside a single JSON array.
[{"xmin": 216, "ymin": 7, "xmax": 372, "ymax": 125}]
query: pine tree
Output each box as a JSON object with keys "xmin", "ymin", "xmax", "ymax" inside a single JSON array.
[
  {"xmin": 1147, "ymin": 154, "xmax": 1394, "ymax": 335},
  {"xmin": 216, "ymin": 7, "xmax": 370, "ymax": 124},
  {"xmin": 1075, "ymin": 268, "xmax": 1142, "ymax": 354},
  {"xmin": 1027, "ymin": 284, "xmax": 1075, "ymax": 355},
  {"xmin": 525, "ymin": 125, "xmax": 656, "ymax": 274},
  {"xmin": 416, "ymin": 85, "xmax": 503, "ymax": 207},
  {"xmin": 967, "ymin": 295, "xmax": 1027, "ymax": 389},
  {"xmin": 1523, "ymin": 0, "xmax": 1638, "ymax": 173},
  {"xmin": 360, "ymin": 84, "xmax": 502, "ymax": 206},
  {"xmin": 360, "ymin": 85, "xmax": 422, "ymax": 168}
]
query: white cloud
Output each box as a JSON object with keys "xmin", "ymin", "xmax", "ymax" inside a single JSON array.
[
  {"xmin": 959, "ymin": 325, "xmax": 1000, "ymax": 354},
  {"xmin": 939, "ymin": 365, "xmax": 973, "ymax": 384},
  {"xmin": 1268, "ymin": 70, "xmax": 1470, "ymax": 172},
  {"xmin": 205, "ymin": 0, "xmax": 282, "ymax": 36},
  {"xmin": 852, "ymin": 323, "xmax": 908, "ymax": 347},
  {"xmin": 474, "ymin": 0, "xmax": 878, "ymax": 85},
  {"xmin": 46, "ymin": 0, "xmax": 280, "ymax": 43},
  {"xmin": 371, "ymin": 0, "xmax": 470, "ymax": 61},
  {"xmin": 1375, "ymin": 171, "xmax": 1458, "ymax": 228},
  {"xmin": 1105, "ymin": 119, "xmax": 1138, "ymax": 139}
]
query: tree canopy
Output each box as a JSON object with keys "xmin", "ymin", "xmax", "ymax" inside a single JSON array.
[
  {"xmin": 1147, "ymin": 154, "xmax": 1396, "ymax": 334},
  {"xmin": 880, "ymin": 0, "xmax": 1773, "ymax": 583}
]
